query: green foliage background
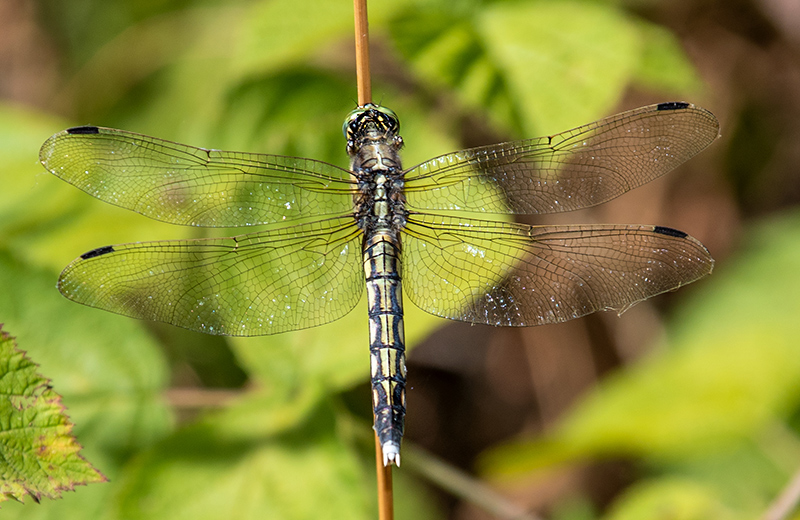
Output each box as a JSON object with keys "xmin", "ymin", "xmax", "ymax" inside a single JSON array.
[{"xmin": 1, "ymin": 0, "xmax": 799, "ymax": 518}]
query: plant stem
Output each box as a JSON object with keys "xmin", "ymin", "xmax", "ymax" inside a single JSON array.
[
  {"xmin": 375, "ymin": 433, "xmax": 394, "ymax": 520},
  {"xmin": 354, "ymin": 0, "xmax": 390, "ymax": 518},
  {"xmin": 353, "ymin": 0, "xmax": 371, "ymax": 105}
]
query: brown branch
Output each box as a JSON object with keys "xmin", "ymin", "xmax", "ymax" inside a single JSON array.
[
  {"xmin": 353, "ymin": 0, "xmax": 371, "ymax": 105},
  {"xmin": 375, "ymin": 433, "xmax": 394, "ymax": 520},
  {"xmin": 354, "ymin": 0, "xmax": 389, "ymax": 517}
]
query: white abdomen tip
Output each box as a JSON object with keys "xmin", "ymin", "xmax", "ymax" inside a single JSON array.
[{"xmin": 382, "ymin": 442, "xmax": 401, "ymax": 467}]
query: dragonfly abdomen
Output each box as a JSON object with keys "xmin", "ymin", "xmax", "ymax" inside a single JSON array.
[{"xmin": 364, "ymin": 230, "xmax": 407, "ymax": 466}]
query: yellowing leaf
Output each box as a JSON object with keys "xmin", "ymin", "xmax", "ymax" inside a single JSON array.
[{"xmin": 0, "ymin": 328, "xmax": 106, "ymax": 504}]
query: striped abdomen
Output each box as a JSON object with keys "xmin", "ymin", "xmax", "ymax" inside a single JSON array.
[{"xmin": 364, "ymin": 230, "xmax": 407, "ymax": 466}]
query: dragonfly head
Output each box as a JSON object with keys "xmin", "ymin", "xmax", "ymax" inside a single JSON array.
[{"xmin": 343, "ymin": 104, "xmax": 402, "ymax": 155}]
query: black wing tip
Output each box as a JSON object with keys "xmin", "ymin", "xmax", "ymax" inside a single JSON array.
[
  {"xmin": 80, "ymin": 245, "xmax": 115, "ymax": 260},
  {"xmin": 67, "ymin": 125, "xmax": 100, "ymax": 135},
  {"xmin": 653, "ymin": 226, "xmax": 688, "ymax": 238},
  {"xmin": 656, "ymin": 101, "xmax": 691, "ymax": 111}
]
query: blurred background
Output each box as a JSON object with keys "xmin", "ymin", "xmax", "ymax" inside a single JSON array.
[{"xmin": 2, "ymin": 0, "xmax": 800, "ymax": 518}]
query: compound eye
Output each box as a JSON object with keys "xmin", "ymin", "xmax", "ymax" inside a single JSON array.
[
  {"xmin": 342, "ymin": 106, "xmax": 368, "ymax": 138},
  {"xmin": 373, "ymin": 106, "xmax": 399, "ymax": 133},
  {"xmin": 376, "ymin": 105, "xmax": 397, "ymax": 121}
]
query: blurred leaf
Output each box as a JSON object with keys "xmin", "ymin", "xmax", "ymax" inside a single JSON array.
[
  {"xmin": 0, "ymin": 104, "xmax": 60, "ymax": 207},
  {"xmin": 603, "ymin": 478, "xmax": 733, "ymax": 520},
  {"xmin": 232, "ymin": 0, "xmax": 404, "ymax": 76},
  {"xmin": 108, "ymin": 389, "xmax": 440, "ymax": 520},
  {"xmin": 0, "ymin": 327, "xmax": 106, "ymax": 504},
  {"xmin": 0, "ymin": 104, "xmax": 79, "ymax": 270},
  {"xmin": 233, "ymin": 0, "xmax": 354, "ymax": 75},
  {"xmin": 65, "ymin": 7, "xmax": 218, "ymax": 121},
  {"xmin": 646, "ymin": 435, "xmax": 792, "ymax": 516},
  {"xmin": 478, "ymin": 1, "xmax": 641, "ymax": 135},
  {"xmin": 37, "ymin": 0, "xmax": 198, "ymax": 68},
  {"xmin": 550, "ymin": 496, "xmax": 597, "ymax": 520},
  {"xmin": 389, "ymin": 0, "xmax": 703, "ymax": 136},
  {"xmin": 210, "ymin": 70, "xmax": 357, "ymax": 166},
  {"xmin": 482, "ymin": 209, "xmax": 800, "ymax": 473},
  {"xmin": 632, "ymin": 21, "xmax": 704, "ymax": 95},
  {"xmin": 389, "ymin": 5, "xmax": 521, "ymax": 134},
  {"xmin": 111, "ymin": 396, "xmax": 369, "ymax": 520},
  {"xmin": 0, "ymin": 483, "xmax": 115, "ymax": 520}
]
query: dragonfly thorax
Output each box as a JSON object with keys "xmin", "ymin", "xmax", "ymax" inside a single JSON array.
[
  {"xmin": 352, "ymin": 156, "xmax": 407, "ymax": 235},
  {"xmin": 346, "ymin": 104, "xmax": 407, "ymax": 236}
]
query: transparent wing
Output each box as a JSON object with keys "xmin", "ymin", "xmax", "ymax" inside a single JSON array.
[
  {"xmin": 403, "ymin": 213, "xmax": 713, "ymax": 326},
  {"xmin": 403, "ymin": 102, "xmax": 719, "ymax": 214},
  {"xmin": 58, "ymin": 217, "xmax": 364, "ymax": 336},
  {"xmin": 40, "ymin": 126, "xmax": 356, "ymax": 227}
]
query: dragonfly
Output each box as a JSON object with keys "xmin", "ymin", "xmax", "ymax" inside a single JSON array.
[{"xmin": 40, "ymin": 101, "xmax": 718, "ymax": 465}]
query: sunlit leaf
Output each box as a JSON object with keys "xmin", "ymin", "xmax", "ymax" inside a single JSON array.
[
  {"xmin": 389, "ymin": 1, "xmax": 702, "ymax": 137},
  {"xmin": 604, "ymin": 478, "xmax": 733, "ymax": 520},
  {"xmin": 388, "ymin": 5, "xmax": 519, "ymax": 134},
  {"xmin": 0, "ymin": 327, "xmax": 106, "ymax": 503},
  {"xmin": 389, "ymin": 1, "xmax": 642, "ymax": 134},
  {"xmin": 478, "ymin": 1, "xmax": 641, "ymax": 135}
]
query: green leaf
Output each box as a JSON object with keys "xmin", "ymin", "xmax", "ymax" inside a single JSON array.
[
  {"xmin": 0, "ymin": 327, "xmax": 106, "ymax": 503},
  {"xmin": 389, "ymin": 1, "xmax": 643, "ymax": 134},
  {"xmin": 632, "ymin": 21, "xmax": 704, "ymax": 95},
  {"xmin": 232, "ymin": 0, "xmax": 403, "ymax": 77},
  {"xmin": 604, "ymin": 478, "xmax": 734, "ymax": 520},
  {"xmin": 233, "ymin": 0, "xmax": 354, "ymax": 75},
  {"xmin": 478, "ymin": 1, "xmax": 641, "ymax": 135},
  {"xmin": 390, "ymin": 1, "xmax": 703, "ymax": 137},
  {"xmin": 111, "ymin": 394, "xmax": 370, "ymax": 520},
  {"xmin": 109, "ymin": 388, "xmax": 440, "ymax": 520},
  {"xmin": 210, "ymin": 70, "xmax": 358, "ymax": 167},
  {"xmin": 388, "ymin": 5, "xmax": 520, "ymax": 134}
]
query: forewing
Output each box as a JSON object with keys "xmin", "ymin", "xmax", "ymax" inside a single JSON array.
[
  {"xmin": 404, "ymin": 103, "xmax": 719, "ymax": 214},
  {"xmin": 58, "ymin": 217, "xmax": 364, "ymax": 336},
  {"xmin": 403, "ymin": 214, "xmax": 713, "ymax": 327},
  {"xmin": 40, "ymin": 126, "xmax": 355, "ymax": 227}
]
